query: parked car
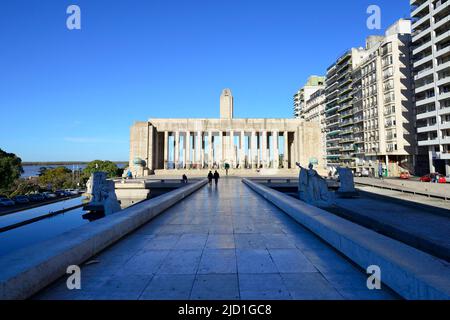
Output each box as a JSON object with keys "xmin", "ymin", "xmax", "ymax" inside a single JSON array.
[
  {"xmin": 54, "ymin": 190, "xmax": 70, "ymax": 197},
  {"xmin": 419, "ymin": 173, "xmax": 447, "ymax": 184},
  {"xmin": 28, "ymin": 194, "xmax": 45, "ymax": 202},
  {"xmin": 400, "ymin": 172, "xmax": 411, "ymax": 180},
  {"xmin": 42, "ymin": 192, "xmax": 57, "ymax": 199},
  {"xmin": 12, "ymin": 195, "xmax": 30, "ymax": 204},
  {"xmin": 0, "ymin": 197, "xmax": 15, "ymax": 207},
  {"xmin": 64, "ymin": 189, "xmax": 80, "ymax": 195},
  {"xmin": 361, "ymin": 169, "xmax": 370, "ymax": 177}
]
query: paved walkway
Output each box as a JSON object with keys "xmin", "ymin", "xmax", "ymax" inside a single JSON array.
[{"xmin": 36, "ymin": 178, "xmax": 396, "ymax": 300}]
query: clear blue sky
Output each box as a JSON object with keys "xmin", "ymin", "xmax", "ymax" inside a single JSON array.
[{"xmin": 0, "ymin": 0, "xmax": 410, "ymax": 162}]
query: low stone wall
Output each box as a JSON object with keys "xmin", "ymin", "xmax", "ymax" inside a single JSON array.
[
  {"xmin": 0, "ymin": 179, "xmax": 208, "ymax": 300},
  {"xmin": 242, "ymin": 178, "xmax": 450, "ymax": 300}
]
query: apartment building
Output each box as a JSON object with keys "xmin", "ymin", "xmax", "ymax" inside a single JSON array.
[
  {"xmin": 323, "ymin": 19, "xmax": 416, "ymax": 176},
  {"xmin": 303, "ymin": 88, "xmax": 327, "ymax": 168},
  {"xmin": 293, "ymin": 76, "xmax": 325, "ymax": 119},
  {"xmin": 325, "ymin": 48, "xmax": 367, "ymax": 169},
  {"xmin": 411, "ymin": 0, "xmax": 450, "ymax": 176},
  {"xmin": 354, "ymin": 20, "xmax": 416, "ymax": 176}
]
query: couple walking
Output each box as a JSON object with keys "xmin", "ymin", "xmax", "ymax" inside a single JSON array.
[{"xmin": 207, "ymin": 171, "xmax": 220, "ymax": 186}]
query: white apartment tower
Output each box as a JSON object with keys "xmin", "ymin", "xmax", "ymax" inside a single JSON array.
[
  {"xmin": 411, "ymin": 0, "xmax": 450, "ymax": 176},
  {"xmin": 354, "ymin": 19, "xmax": 416, "ymax": 176},
  {"xmin": 323, "ymin": 19, "xmax": 416, "ymax": 176}
]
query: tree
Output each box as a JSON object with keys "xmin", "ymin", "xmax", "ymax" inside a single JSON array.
[
  {"xmin": 9, "ymin": 178, "xmax": 40, "ymax": 197},
  {"xmin": 38, "ymin": 167, "xmax": 49, "ymax": 177},
  {"xmin": 82, "ymin": 160, "xmax": 120, "ymax": 180},
  {"xmin": 38, "ymin": 166, "xmax": 75, "ymax": 191},
  {"xmin": 0, "ymin": 149, "xmax": 24, "ymax": 191}
]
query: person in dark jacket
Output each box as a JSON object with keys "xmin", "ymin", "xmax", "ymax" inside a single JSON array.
[
  {"xmin": 207, "ymin": 171, "xmax": 213, "ymax": 185},
  {"xmin": 213, "ymin": 171, "xmax": 220, "ymax": 186}
]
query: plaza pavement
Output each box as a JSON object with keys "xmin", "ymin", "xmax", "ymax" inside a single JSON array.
[{"xmin": 35, "ymin": 178, "xmax": 397, "ymax": 300}]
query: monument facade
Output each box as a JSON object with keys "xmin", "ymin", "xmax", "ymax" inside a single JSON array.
[{"xmin": 129, "ymin": 89, "xmax": 323, "ymax": 177}]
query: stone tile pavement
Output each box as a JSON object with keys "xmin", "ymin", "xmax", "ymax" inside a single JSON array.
[{"xmin": 35, "ymin": 178, "xmax": 398, "ymax": 300}]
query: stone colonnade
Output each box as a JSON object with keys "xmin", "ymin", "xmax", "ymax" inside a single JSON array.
[{"xmin": 162, "ymin": 130, "xmax": 291, "ymax": 170}]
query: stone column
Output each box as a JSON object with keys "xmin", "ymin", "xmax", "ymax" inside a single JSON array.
[
  {"xmin": 240, "ymin": 131, "xmax": 245, "ymax": 169},
  {"xmin": 262, "ymin": 131, "xmax": 267, "ymax": 168},
  {"xmin": 197, "ymin": 131, "xmax": 202, "ymax": 169},
  {"xmin": 272, "ymin": 131, "xmax": 279, "ymax": 169},
  {"xmin": 228, "ymin": 130, "xmax": 236, "ymax": 169},
  {"xmin": 251, "ymin": 131, "xmax": 257, "ymax": 169},
  {"xmin": 164, "ymin": 131, "xmax": 169, "ymax": 170},
  {"xmin": 219, "ymin": 131, "xmax": 223, "ymax": 168},
  {"xmin": 208, "ymin": 131, "xmax": 213, "ymax": 169},
  {"xmin": 257, "ymin": 132, "xmax": 261, "ymax": 169},
  {"xmin": 174, "ymin": 131, "xmax": 180, "ymax": 170},
  {"xmin": 284, "ymin": 131, "xmax": 289, "ymax": 169},
  {"xmin": 428, "ymin": 147, "xmax": 435, "ymax": 174},
  {"xmin": 185, "ymin": 131, "xmax": 191, "ymax": 169}
]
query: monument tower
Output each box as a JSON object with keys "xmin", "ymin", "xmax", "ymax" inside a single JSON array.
[{"xmin": 220, "ymin": 89, "xmax": 234, "ymax": 119}]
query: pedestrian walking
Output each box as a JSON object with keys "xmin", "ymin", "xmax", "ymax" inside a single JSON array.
[
  {"xmin": 207, "ymin": 171, "xmax": 213, "ymax": 186},
  {"xmin": 182, "ymin": 174, "xmax": 188, "ymax": 184},
  {"xmin": 213, "ymin": 170, "xmax": 220, "ymax": 186}
]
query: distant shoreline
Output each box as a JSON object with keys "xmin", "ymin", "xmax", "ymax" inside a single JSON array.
[{"xmin": 22, "ymin": 161, "xmax": 128, "ymax": 166}]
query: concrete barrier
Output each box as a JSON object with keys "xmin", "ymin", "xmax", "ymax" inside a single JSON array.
[
  {"xmin": 0, "ymin": 179, "xmax": 208, "ymax": 300},
  {"xmin": 242, "ymin": 178, "xmax": 450, "ymax": 300}
]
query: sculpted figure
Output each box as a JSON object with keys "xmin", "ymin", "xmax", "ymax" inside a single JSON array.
[
  {"xmin": 296, "ymin": 162, "xmax": 334, "ymax": 208},
  {"xmin": 336, "ymin": 167, "xmax": 358, "ymax": 197},
  {"xmin": 84, "ymin": 172, "xmax": 121, "ymax": 215}
]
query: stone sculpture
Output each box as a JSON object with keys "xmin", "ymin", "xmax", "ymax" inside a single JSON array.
[
  {"xmin": 336, "ymin": 167, "xmax": 359, "ymax": 197},
  {"xmin": 84, "ymin": 172, "xmax": 121, "ymax": 216},
  {"xmin": 296, "ymin": 162, "xmax": 334, "ymax": 208}
]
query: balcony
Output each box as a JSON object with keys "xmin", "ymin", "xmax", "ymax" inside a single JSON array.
[
  {"xmin": 437, "ymin": 75, "xmax": 450, "ymax": 87},
  {"xmin": 439, "ymin": 106, "xmax": 450, "ymax": 115},
  {"xmin": 415, "ymin": 81, "xmax": 436, "ymax": 94},
  {"xmin": 434, "ymin": 15, "xmax": 450, "ymax": 30},
  {"xmin": 412, "ymin": 39, "xmax": 432, "ymax": 56},
  {"xmin": 417, "ymin": 124, "xmax": 439, "ymax": 133},
  {"xmin": 439, "ymin": 92, "xmax": 450, "ymax": 101},
  {"xmin": 435, "ymin": 30, "xmax": 450, "ymax": 45},
  {"xmin": 416, "ymin": 95, "xmax": 437, "ymax": 107},
  {"xmin": 412, "ymin": 25, "xmax": 432, "ymax": 43},
  {"xmin": 418, "ymin": 138, "xmax": 440, "ymax": 146},
  {"xmin": 415, "ymin": 67, "xmax": 434, "ymax": 80},
  {"xmin": 411, "ymin": 0, "xmax": 429, "ymax": 18},
  {"xmin": 434, "ymin": 0, "xmax": 450, "ymax": 15},
  {"xmin": 436, "ymin": 45, "xmax": 450, "ymax": 59},
  {"xmin": 412, "ymin": 12, "xmax": 431, "ymax": 30},
  {"xmin": 417, "ymin": 109, "xmax": 438, "ymax": 120},
  {"xmin": 413, "ymin": 54, "xmax": 433, "ymax": 69},
  {"xmin": 441, "ymin": 121, "xmax": 450, "ymax": 130}
]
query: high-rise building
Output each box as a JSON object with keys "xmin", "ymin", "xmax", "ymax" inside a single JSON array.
[
  {"xmin": 293, "ymin": 76, "xmax": 325, "ymax": 119},
  {"xmin": 323, "ymin": 19, "xmax": 416, "ymax": 176},
  {"xmin": 353, "ymin": 19, "xmax": 416, "ymax": 176},
  {"xmin": 325, "ymin": 48, "xmax": 367, "ymax": 169},
  {"xmin": 411, "ymin": 0, "xmax": 450, "ymax": 176}
]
